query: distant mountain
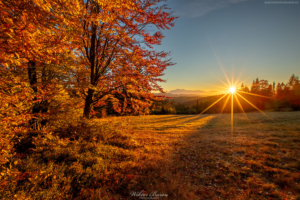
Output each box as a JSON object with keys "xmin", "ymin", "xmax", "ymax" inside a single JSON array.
[
  {"xmin": 168, "ymin": 89, "xmax": 206, "ymax": 95},
  {"xmin": 153, "ymin": 93, "xmax": 203, "ymax": 103},
  {"xmin": 182, "ymin": 94, "xmax": 225, "ymax": 106},
  {"xmin": 152, "ymin": 89, "xmax": 221, "ymax": 103},
  {"xmin": 170, "ymin": 96, "xmax": 203, "ymax": 104},
  {"xmin": 153, "ymin": 93, "xmax": 201, "ymax": 98}
]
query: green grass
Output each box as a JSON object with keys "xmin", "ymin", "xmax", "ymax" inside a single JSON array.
[{"xmin": 1, "ymin": 111, "xmax": 300, "ymax": 199}]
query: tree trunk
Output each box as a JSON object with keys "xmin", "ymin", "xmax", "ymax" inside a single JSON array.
[
  {"xmin": 83, "ymin": 89, "xmax": 94, "ymax": 119},
  {"xmin": 40, "ymin": 66, "xmax": 50, "ymax": 125},
  {"xmin": 28, "ymin": 61, "xmax": 37, "ymax": 92},
  {"xmin": 28, "ymin": 61, "xmax": 50, "ymax": 129},
  {"xmin": 28, "ymin": 61, "xmax": 39, "ymax": 129}
]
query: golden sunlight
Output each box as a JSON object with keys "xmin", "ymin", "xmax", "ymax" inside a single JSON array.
[
  {"xmin": 229, "ymin": 86, "xmax": 236, "ymax": 94},
  {"xmin": 198, "ymin": 47, "xmax": 273, "ymax": 135}
]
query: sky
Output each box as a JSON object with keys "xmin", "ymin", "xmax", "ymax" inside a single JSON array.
[{"xmin": 153, "ymin": 0, "xmax": 300, "ymax": 95}]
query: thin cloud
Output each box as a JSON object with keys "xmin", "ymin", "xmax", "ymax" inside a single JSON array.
[
  {"xmin": 173, "ymin": 0, "xmax": 249, "ymax": 18},
  {"xmin": 230, "ymin": 0, "xmax": 247, "ymax": 3},
  {"xmin": 168, "ymin": 89, "xmax": 206, "ymax": 94}
]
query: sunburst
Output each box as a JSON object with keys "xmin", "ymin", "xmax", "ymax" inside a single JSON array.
[
  {"xmin": 199, "ymin": 48, "xmax": 273, "ymax": 136},
  {"xmin": 229, "ymin": 86, "xmax": 236, "ymax": 94}
]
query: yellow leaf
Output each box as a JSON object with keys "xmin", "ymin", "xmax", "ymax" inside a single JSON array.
[
  {"xmin": 5, "ymin": 32, "xmax": 13, "ymax": 38},
  {"xmin": 4, "ymin": 18, "xmax": 13, "ymax": 25}
]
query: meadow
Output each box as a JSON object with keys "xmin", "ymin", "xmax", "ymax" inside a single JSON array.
[
  {"xmin": 1, "ymin": 111, "xmax": 300, "ymax": 199},
  {"xmin": 2, "ymin": 1, "xmax": 299, "ymax": 200}
]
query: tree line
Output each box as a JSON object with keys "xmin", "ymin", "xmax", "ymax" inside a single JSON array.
[{"xmin": 152, "ymin": 74, "xmax": 300, "ymax": 115}]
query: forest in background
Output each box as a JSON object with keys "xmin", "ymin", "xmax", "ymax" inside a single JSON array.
[{"xmin": 152, "ymin": 74, "xmax": 300, "ymax": 115}]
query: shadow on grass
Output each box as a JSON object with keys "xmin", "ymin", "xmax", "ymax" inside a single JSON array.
[
  {"xmin": 178, "ymin": 114, "xmax": 214, "ymax": 125},
  {"xmin": 4, "ymin": 112, "xmax": 300, "ymax": 200},
  {"xmin": 128, "ymin": 112, "xmax": 300, "ymax": 200},
  {"xmin": 139, "ymin": 115, "xmax": 201, "ymax": 125}
]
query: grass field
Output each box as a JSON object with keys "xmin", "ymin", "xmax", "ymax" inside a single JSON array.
[
  {"xmin": 3, "ymin": 111, "xmax": 300, "ymax": 199},
  {"xmin": 108, "ymin": 111, "xmax": 300, "ymax": 200}
]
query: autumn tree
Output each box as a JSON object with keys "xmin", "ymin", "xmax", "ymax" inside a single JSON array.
[
  {"xmin": 288, "ymin": 74, "xmax": 300, "ymax": 110},
  {"xmin": 0, "ymin": 0, "xmax": 80, "ymax": 68},
  {"xmin": 259, "ymin": 80, "xmax": 272, "ymax": 97},
  {"xmin": 1, "ymin": 0, "xmax": 82, "ymax": 128},
  {"xmin": 72, "ymin": 0, "xmax": 176, "ymax": 119},
  {"xmin": 276, "ymin": 82, "xmax": 283, "ymax": 98},
  {"xmin": 239, "ymin": 83, "xmax": 249, "ymax": 93},
  {"xmin": 272, "ymin": 81, "xmax": 276, "ymax": 94},
  {"xmin": 96, "ymin": 84, "xmax": 154, "ymax": 116},
  {"xmin": 251, "ymin": 78, "xmax": 260, "ymax": 94}
]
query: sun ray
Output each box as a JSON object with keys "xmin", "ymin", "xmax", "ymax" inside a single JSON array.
[
  {"xmin": 211, "ymin": 73, "xmax": 230, "ymax": 88},
  {"xmin": 212, "ymin": 48, "xmax": 231, "ymax": 86},
  {"xmin": 234, "ymin": 69, "xmax": 244, "ymax": 87},
  {"xmin": 219, "ymin": 91, "xmax": 232, "ymax": 95},
  {"xmin": 236, "ymin": 93, "xmax": 271, "ymax": 119},
  {"xmin": 201, "ymin": 81, "xmax": 229, "ymax": 90},
  {"xmin": 204, "ymin": 33, "xmax": 231, "ymax": 86},
  {"xmin": 235, "ymin": 77, "xmax": 253, "ymax": 89},
  {"xmin": 231, "ymin": 93, "xmax": 233, "ymax": 135},
  {"xmin": 219, "ymin": 93, "xmax": 231, "ymax": 116},
  {"xmin": 235, "ymin": 69, "xmax": 264, "ymax": 89},
  {"xmin": 237, "ymin": 91, "xmax": 274, "ymax": 99},
  {"xmin": 199, "ymin": 94, "xmax": 228, "ymax": 115},
  {"xmin": 232, "ymin": 66, "xmax": 234, "ymax": 86},
  {"xmin": 234, "ymin": 93, "xmax": 249, "ymax": 120},
  {"xmin": 201, "ymin": 32, "xmax": 272, "ymax": 135},
  {"xmin": 234, "ymin": 55, "xmax": 251, "ymax": 87}
]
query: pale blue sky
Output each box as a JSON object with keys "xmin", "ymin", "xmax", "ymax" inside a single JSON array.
[{"xmin": 154, "ymin": 0, "xmax": 300, "ymax": 95}]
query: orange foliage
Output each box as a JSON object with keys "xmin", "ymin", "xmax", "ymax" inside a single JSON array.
[
  {"xmin": 0, "ymin": 0, "xmax": 80, "ymax": 67},
  {"xmin": 0, "ymin": 1, "xmax": 176, "ymax": 192},
  {"xmin": 71, "ymin": 0, "xmax": 176, "ymax": 118}
]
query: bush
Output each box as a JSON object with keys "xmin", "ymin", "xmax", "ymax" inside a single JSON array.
[{"xmin": 0, "ymin": 117, "xmax": 135, "ymax": 199}]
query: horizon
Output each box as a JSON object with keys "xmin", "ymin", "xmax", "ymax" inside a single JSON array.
[
  {"xmin": 154, "ymin": 0, "xmax": 300, "ymax": 95},
  {"xmin": 1, "ymin": 1, "xmax": 300, "ymax": 199}
]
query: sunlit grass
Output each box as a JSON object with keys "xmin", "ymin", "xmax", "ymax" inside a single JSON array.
[
  {"xmin": 2, "ymin": 111, "xmax": 300, "ymax": 199},
  {"xmin": 125, "ymin": 112, "xmax": 300, "ymax": 199}
]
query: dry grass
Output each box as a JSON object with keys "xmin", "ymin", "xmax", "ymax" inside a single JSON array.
[
  {"xmin": 107, "ymin": 111, "xmax": 300, "ymax": 199},
  {"xmin": 2, "ymin": 111, "xmax": 300, "ymax": 199}
]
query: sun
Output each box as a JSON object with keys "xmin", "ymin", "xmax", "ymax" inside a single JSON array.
[
  {"xmin": 229, "ymin": 86, "xmax": 236, "ymax": 93},
  {"xmin": 198, "ymin": 42, "xmax": 272, "ymax": 136}
]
